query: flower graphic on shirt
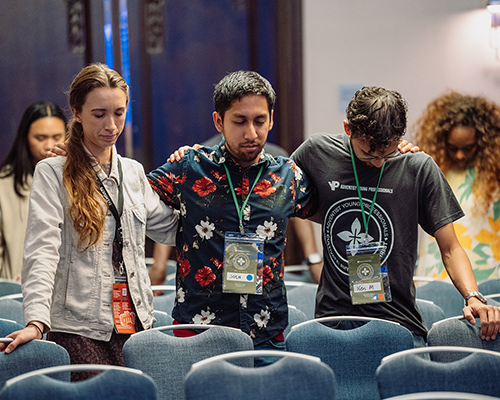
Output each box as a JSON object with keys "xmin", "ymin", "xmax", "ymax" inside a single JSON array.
[
  {"xmin": 474, "ymin": 217, "xmax": 500, "ymax": 261},
  {"xmin": 289, "ymin": 161, "xmax": 303, "ymax": 181},
  {"xmin": 192, "ymin": 176, "xmax": 216, "ymax": 196},
  {"xmin": 269, "ymin": 172, "xmax": 282, "ymax": 184},
  {"xmin": 195, "ymin": 266, "xmax": 216, "ymax": 287},
  {"xmin": 337, "ymin": 218, "xmax": 373, "ymax": 248},
  {"xmin": 262, "ymin": 265, "xmax": 274, "ymax": 286},
  {"xmin": 454, "ymin": 223, "xmax": 472, "ymax": 250},
  {"xmin": 176, "ymin": 287, "xmax": 185, "ymax": 303},
  {"xmin": 254, "ymin": 309, "xmax": 270, "ymax": 328},
  {"xmin": 254, "ymin": 180, "xmax": 276, "ymax": 198},
  {"xmin": 196, "ymin": 220, "xmax": 215, "ymax": 240},
  {"xmin": 240, "ymin": 294, "xmax": 248, "ymax": 309},
  {"xmin": 192, "ymin": 309, "xmax": 216, "ymax": 325},
  {"xmin": 156, "ymin": 176, "xmax": 174, "ymax": 193},
  {"xmin": 178, "ymin": 259, "xmax": 191, "ymax": 280},
  {"xmin": 179, "ymin": 202, "xmax": 186, "ymax": 217},
  {"xmin": 235, "ymin": 177, "xmax": 249, "ymax": 196},
  {"xmin": 211, "ymin": 258, "xmax": 224, "ymax": 269},
  {"xmin": 211, "ymin": 170, "xmax": 227, "ymax": 181},
  {"xmin": 256, "ymin": 220, "xmax": 277, "ymax": 240}
]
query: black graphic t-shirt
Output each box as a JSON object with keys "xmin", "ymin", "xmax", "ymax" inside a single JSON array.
[{"xmin": 292, "ymin": 133, "xmax": 463, "ymax": 337}]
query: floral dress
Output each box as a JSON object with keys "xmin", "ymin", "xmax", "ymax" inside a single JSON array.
[{"xmin": 416, "ymin": 168, "xmax": 500, "ymax": 282}]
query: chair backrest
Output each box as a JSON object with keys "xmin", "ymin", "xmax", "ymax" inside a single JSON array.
[
  {"xmin": 486, "ymin": 293, "xmax": 500, "ymax": 303},
  {"xmin": 478, "ymin": 278, "xmax": 500, "ymax": 296},
  {"xmin": 381, "ymin": 392, "xmax": 500, "ymax": 400},
  {"xmin": 415, "ymin": 298, "xmax": 445, "ymax": 329},
  {"xmin": 376, "ymin": 346, "xmax": 500, "ymax": 399},
  {"xmin": 286, "ymin": 283, "xmax": 318, "ymax": 319},
  {"xmin": 0, "ymin": 318, "xmax": 23, "ymax": 337},
  {"xmin": 184, "ymin": 350, "xmax": 336, "ymax": 400},
  {"xmin": 0, "ymin": 364, "xmax": 157, "ymax": 400},
  {"xmin": 152, "ymin": 290, "xmax": 176, "ymax": 314},
  {"xmin": 0, "ymin": 298, "xmax": 24, "ymax": 326},
  {"xmin": 0, "ymin": 339, "xmax": 70, "ymax": 388},
  {"xmin": 0, "ymin": 282, "xmax": 21, "ymax": 298},
  {"xmin": 284, "ymin": 305, "xmax": 309, "ymax": 338},
  {"xmin": 123, "ymin": 324, "xmax": 254, "ymax": 400},
  {"xmin": 427, "ymin": 317, "xmax": 500, "ymax": 361},
  {"xmin": 286, "ymin": 316, "xmax": 414, "ymax": 400},
  {"xmin": 415, "ymin": 280, "xmax": 464, "ymax": 318},
  {"xmin": 152, "ymin": 310, "xmax": 173, "ymax": 328}
]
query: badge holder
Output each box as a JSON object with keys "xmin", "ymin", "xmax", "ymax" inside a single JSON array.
[
  {"xmin": 112, "ymin": 275, "xmax": 137, "ymax": 334},
  {"xmin": 223, "ymin": 232, "xmax": 264, "ymax": 294},
  {"xmin": 346, "ymin": 241, "xmax": 392, "ymax": 305}
]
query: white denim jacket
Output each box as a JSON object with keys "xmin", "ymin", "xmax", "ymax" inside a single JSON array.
[{"xmin": 22, "ymin": 147, "xmax": 178, "ymax": 341}]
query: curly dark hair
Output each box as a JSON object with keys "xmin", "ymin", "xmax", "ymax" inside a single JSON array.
[
  {"xmin": 413, "ymin": 91, "xmax": 500, "ymax": 213},
  {"xmin": 346, "ymin": 86, "xmax": 408, "ymax": 153}
]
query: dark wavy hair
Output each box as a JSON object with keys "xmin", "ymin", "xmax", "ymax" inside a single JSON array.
[
  {"xmin": 0, "ymin": 101, "xmax": 67, "ymax": 197},
  {"xmin": 346, "ymin": 86, "xmax": 408, "ymax": 153},
  {"xmin": 213, "ymin": 70, "xmax": 276, "ymax": 120}
]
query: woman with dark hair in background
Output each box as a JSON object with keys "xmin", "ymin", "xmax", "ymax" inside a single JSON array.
[{"xmin": 0, "ymin": 101, "xmax": 66, "ymax": 280}]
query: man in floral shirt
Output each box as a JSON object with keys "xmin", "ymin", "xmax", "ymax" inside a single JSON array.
[{"xmin": 147, "ymin": 71, "xmax": 317, "ymax": 351}]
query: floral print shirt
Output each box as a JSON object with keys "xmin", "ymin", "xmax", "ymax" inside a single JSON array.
[{"xmin": 147, "ymin": 142, "xmax": 316, "ymax": 345}]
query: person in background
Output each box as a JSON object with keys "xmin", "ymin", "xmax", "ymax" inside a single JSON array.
[
  {"xmin": 413, "ymin": 91, "xmax": 500, "ymax": 282},
  {"xmin": 0, "ymin": 63, "xmax": 178, "ymax": 381},
  {"xmin": 0, "ymin": 101, "xmax": 66, "ymax": 281},
  {"xmin": 291, "ymin": 86, "xmax": 500, "ymax": 343}
]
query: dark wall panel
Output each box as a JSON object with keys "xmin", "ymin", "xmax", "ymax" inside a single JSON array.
[{"xmin": 0, "ymin": 0, "xmax": 85, "ymax": 161}]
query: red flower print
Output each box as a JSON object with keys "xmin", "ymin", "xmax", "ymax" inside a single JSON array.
[
  {"xmin": 235, "ymin": 177, "xmax": 249, "ymax": 196},
  {"xmin": 178, "ymin": 259, "xmax": 191, "ymax": 280},
  {"xmin": 192, "ymin": 176, "xmax": 216, "ymax": 196},
  {"xmin": 269, "ymin": 172, "xmax": 282, "ymax": 183},
  {"xmin": 195, "ymin": 266, "xmax": 216, "ymax": 287},
  {"xmin": 289, "ymin": 181, "xmax": 297, "ymax": 199},
  {"xmin": 211, "ymin": 170, "xmax": 227, "ymax": 181},
  {"xmin": 254, "ymin": 180, "xmax": 276, "ymax": 198},
  {"xmin": 211, "ymin": 258, "xmax": 224, "ymax": 269},
  {"xmin": 177, "ymin": 173, "xmax": 187, "ymax": 184},
  {"xmin": 157, "ymin": 176, "xmax": 174, "ymax": 193},
  {"xmin": 262, "ymin": 265, "xmax": 274, "ymax": 286}
]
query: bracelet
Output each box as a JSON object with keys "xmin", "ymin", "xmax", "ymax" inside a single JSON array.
[{"xmin": 27, "ymin": 322, "xmax": 43, "ymax": 339}]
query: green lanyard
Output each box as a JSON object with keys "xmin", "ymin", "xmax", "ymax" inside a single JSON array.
[
  {"xmin": 349, "ymin": 142, "xmax": 385, "ymax": 243},
  {"xmin": 223, "ymin": 164, "xmax": 264, "ymax": 234}
]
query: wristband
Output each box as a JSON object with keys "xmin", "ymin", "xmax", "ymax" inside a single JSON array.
[{"xmin": 27, "ymin": 322, "xmax": 43, "ymax": 339}]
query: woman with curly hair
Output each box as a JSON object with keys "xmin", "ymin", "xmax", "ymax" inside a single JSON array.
[
  {"xmin": 0, "ymin": 63, "xmax": 178, "ymax": 381},
  {"xmin": 414, "ymin": 91, "xmax": 500, "ymax": 282}
]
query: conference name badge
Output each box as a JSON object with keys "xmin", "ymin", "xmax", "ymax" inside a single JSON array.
[
  {"xmin": 346, "ymin": 241, "xmax": 392, "ymax": 305},
  {"xmin": 223, "ymin": 232, "xmax": 264, "ymax": 295}
]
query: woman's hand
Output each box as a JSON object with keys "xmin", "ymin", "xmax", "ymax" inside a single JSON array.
[{"xmin": 0, "ymin": 322, "xmax": 45, "ymax": 354}]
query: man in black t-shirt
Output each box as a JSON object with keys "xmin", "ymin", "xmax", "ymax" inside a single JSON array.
[{"xmin": 292, "ymin": 86, "xmax": 500, "ymax": 343}]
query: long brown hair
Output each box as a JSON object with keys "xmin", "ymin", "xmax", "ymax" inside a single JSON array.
[
  {"xmin": 413, "ymin": 91, "xmax": 500, "ymax": 214},
  {"xmin": 63, "ymin": 63, "xmax": 129, "ymax": 251}
]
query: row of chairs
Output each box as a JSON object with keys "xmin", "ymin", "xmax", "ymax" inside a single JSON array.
[
  {"xmin": 2, "ymin": 316, "xmax": 500, "ymax": 399},
  {"xmin": 2, "ymin": 277, "xmax": 500, "ymax": 400}
]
